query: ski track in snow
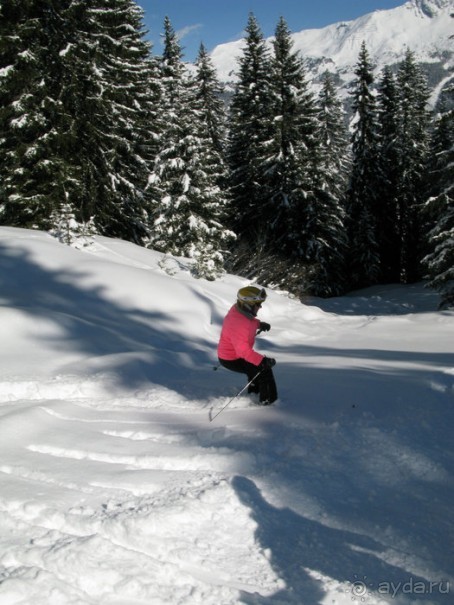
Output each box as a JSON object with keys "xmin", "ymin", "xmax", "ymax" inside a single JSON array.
[
  {"xmin": 0, "ymin": 388, "xmax": 283, "ymax": 605},
  {"xmin": 0, "ymin": 228, "xmax": 453, "ymax": 604}
]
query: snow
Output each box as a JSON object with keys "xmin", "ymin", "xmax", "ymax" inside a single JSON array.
[{"xmin": 0, "ymin": 226, "xmax": 453, "ymax": 605}]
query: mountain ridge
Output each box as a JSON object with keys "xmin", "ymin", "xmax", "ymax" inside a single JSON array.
[{"xmin": 208, "ymin": 0, "xmax": 454, "ymax": 106}]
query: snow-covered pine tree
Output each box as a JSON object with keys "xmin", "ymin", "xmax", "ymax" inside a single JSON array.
[
  {"xmin": 0, "ymin": 0, "xmax": 70, "ymax": 227},
  {"xmin": 395, "ymin": 49, "xmax": 431, "ymax": 283},
  {"xmin": 145, "ymin": 18, "xmax": 234, "ymax": 280},
  {"xmin": 318, "ymin": 72, "xmax": 351, "ymax": 204},
  {"xmin": 227, "ymin": 13, "xmax": 274, "ymax": 243},
  {"xmin": 376, "ymin": 66, "xmax": 402, "ymax": 282},
  {"xmin": 303, "ymin": 71, "xmax": 350, "ymax": 297},
  {"xmin": 0, "ymin": 0, "xmax": 158, "ymax": 241},
  {"xmin": 194, "ymin": 43, "xmax": 227, "ymax": 157},
  {"xmin": 227, "ymin": 14, "xmax": 323, "ymax": 291},
  {"xmin": 422, "ymin": 85, "xmax": 454, "ymax": 309},
  {"xmin": 265, "ymin": 17, "xmax": 320, "ymax": 257},
  {"xmin": 267, "ymin": 19, "xmax": 348, "ymax": 297},
  {"xmin": 49, "ymin": 202, "xmax": 97, "ymax": 248},
  {"xmin": 59, "ymin": 0, "xmax": 158, "ymax": 242},
  {"xmin": 346, "ymin": 41, "xmax": 381, "ymax": 289},
  {"xmin": 227, "ymin": 16, "xmax": 348, "ymax": 297},
  {"xmin": 192, "ymin": 43, "xmax": 235, "ymax": 278}
]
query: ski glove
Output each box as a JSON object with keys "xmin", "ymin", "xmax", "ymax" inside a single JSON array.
[
  {"xmin": 260, "ymin": 357, "xmax": 276, "ymax": 370},
  {"xmin": 258, "ymin": 321, "xmax": 271, "ymax": 332}
]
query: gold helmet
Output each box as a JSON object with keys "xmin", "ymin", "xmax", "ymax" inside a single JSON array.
[{"xmin": 237, "ymin": 286, "xmax": 267, "ymax": 305}]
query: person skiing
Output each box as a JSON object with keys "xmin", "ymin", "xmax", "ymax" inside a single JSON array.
[{"xmin": 217, "ymin": 286, "xmax": 277, "ymax": 405}]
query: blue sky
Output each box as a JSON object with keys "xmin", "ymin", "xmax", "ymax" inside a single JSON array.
[{"xmin": 136, "ymin": 0, "xmax": 406, "ymax": 62}]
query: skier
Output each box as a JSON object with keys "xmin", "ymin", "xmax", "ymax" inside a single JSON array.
[{"xmin": 217, "ymin": 286, "xmax": 277, "ymax": 405}]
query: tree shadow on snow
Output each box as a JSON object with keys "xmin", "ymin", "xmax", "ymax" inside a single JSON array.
[
  {"xmin": 262, "ymin": 340, "xmax": 454, "ymax": 373},
  {"xmin": 233, "ymin": 476, "xmax": 450, "ymax": 604},
  {"xmin": 0, "ymin": 240, "xmax": 218, "ymax": 398},
  {"xmin": 304, "ymin": 282, "xmax": 442, "ymax": 316}
]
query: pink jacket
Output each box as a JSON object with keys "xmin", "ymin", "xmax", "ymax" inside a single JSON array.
[{"xmin": 217, "ymin": 304, "xmax": 264, "ymax": 366}]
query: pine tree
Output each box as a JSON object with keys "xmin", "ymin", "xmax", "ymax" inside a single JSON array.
[
  {"xmin": 422, "ymin": 85, "xmax": 454, "ymax": 309},
  {"xmin": 194, "ymin": 43, "xmax": 227, "ymax": 156},
  {"xmin": 267, "ymin": 21, "xmax": 348, "ymax": 297},
  {"xmin": 145, "ymin": 18, "xmax": 234, "ymax": 280},
  {"xmin": 265, "ymin": 17, "xmax": 319, "ymax": 257},
  {"xmin": 318, "ymin": 72, "xmax": 350, "ymax": 201},
  {"xmin": 227, "ymin": 14, "xmax": 321, "ymax": 292},
  {"xmin": 395, "ymin": 49, "xmax": 431, "ymax": 283},
  {"xmin": 192, "ymin": 43, "xmax": 235, "ymax": 278},
  {"xmin": 227, "ymin": 13, "xmax": 274, "ymax": 241},
  {"xmin": 305, "ymin": 71, "xmax": 350, "ymax": 296},
  {"xmin": 346, "ymin": 41, "xmax": 381, "ymax": 289},
  {"xmin": 0, "ymin": 0, "xmax": 70, "ymax": 227},
  {"xmin": 0, "ymin": 0, "xmax": 159, "ymax": 240},
  {"xmin": 227, "ymin": 16, "xmax": 348, "ymax": 297},
  {"xmin": 376, "ymin": 66, "xmax": 402, "ymax": 282},
  {"xmin": 60, "ymin": 0, "xmax": 159, "ymax": 241},
  {"xmin": 49, "ymin": 203, "xmax": 97, "ymax": 248}
]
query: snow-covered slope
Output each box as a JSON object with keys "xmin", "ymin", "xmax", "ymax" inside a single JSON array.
[
  {"xmin": 210, "ymin": 0, "xmax": 454, "ymax": 104},
  {"xmin": 0, "ymin": 227, "xmax": 453, "ymax": 604}
]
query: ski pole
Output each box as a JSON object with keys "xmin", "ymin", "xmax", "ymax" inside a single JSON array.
[{"xmin": 209, "ymin": 369, "xmax": 263, "ymax": 422}]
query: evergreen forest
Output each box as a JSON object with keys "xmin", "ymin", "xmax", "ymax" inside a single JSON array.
[{"xmin": 0, "ymin": 1, "xmax": 452, "ymax": 307}]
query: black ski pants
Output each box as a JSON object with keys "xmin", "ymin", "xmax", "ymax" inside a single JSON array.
[{"xmin": 218, "ymin": 357, "xmax": 277, "ymax": 404}]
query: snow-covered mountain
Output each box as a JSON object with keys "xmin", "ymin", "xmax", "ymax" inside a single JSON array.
[{"xmin": 210, "ymin": 0, "xmax": 454, "ymax": 106}]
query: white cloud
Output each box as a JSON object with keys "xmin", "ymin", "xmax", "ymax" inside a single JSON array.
[{"xmin": 176, "ymin": 23, "xmax": 203, "ymax": 40}]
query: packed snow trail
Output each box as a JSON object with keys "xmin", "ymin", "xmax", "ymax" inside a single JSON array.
[{"xmin": 0, "ymin": 227, "xmax": 453, "ymax": 604}]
